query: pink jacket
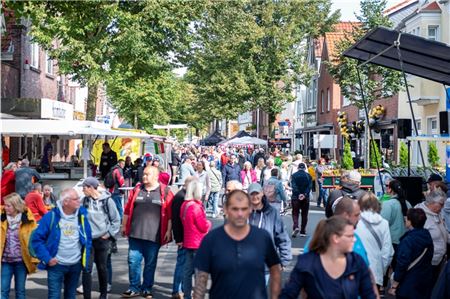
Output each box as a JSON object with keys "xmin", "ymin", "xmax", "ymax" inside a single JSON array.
[
  {"xmin": 180, "ymin": 199, "xmax": 211, "ymax": 249},
  {"xmin": 240, "ymin": 169, "xmax": 257, "ymax": 185}
]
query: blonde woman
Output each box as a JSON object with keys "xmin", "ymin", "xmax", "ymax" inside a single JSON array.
[
  {"xmin": 1, "ymin": 193, "xmax": 38, "ymax": 299},
  {"xmin": 240, "ymin": 161, "xmax": 257, "ymax": 190},
  {"xmin": 255, "ymin": 158, "xmax": 266, "ymax": 183}
]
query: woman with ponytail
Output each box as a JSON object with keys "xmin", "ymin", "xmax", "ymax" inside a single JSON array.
[
  {"xmin": 381, "ymin": 180, "xmax": 411, "ymax": 250},
  {"xmin": 280, "ymin": 216, "xmax": 376, "ymax": 299}
]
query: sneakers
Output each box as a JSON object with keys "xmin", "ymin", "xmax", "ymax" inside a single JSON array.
[
  {"xmin": 121, "ymin": 289, "xmax": 140, "ymax": 298},
  {"xmin": 300, "ymin": 232, "xmax": 307, "ymax": 237},
  {"xmin": 291, "ymin": 228, "xmax": 300, "ymax": 238},
  {"xmin": 141, "ymin": 290, "xmax": 153, "ymax": 299},
  {"xmin": 107, "ymin": 283, "xmax": 112, "ymax": 293},
  {"xmin": 171, "ymin": 293, "xmax": 182, "ymax": 299},
  {"xmin": 76, "ymin": 286, "xmax": 83, "ymax": 294}
]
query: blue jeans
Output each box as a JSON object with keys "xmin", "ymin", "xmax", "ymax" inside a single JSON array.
[
  {"xmin": 172, "ymin": 247, "xmax": 186, "ymax": 294},
  {"xmin": 183, "ymin": 249, "xmax": 196, "ymax": 299},
  {"xmin": 128, "ymin": 237, "xmax": 160, "ymax": 293},
  {"xmin": 1, "ymin": 261, "xmax": 27, "ymax": 299},
  {"xmin": 208, "ymin": 192, "xmax": 220, "ymax": 216},
  {"xmin": 317, "ymin": 181, "xmax": 327, "ymax": 207},
  {"xmin": 47, "ymin": 262, "xmax": 82, "ymax": 299},
  {"xmin": 111, "ymin": 193, "xmax": 123, "ymax": 219}
]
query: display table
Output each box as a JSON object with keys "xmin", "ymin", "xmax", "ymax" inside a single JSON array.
[{"xmin": 322, "ymin": 174, "xmax": 375, "ymax": 190}]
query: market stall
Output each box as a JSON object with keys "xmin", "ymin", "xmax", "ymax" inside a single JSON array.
[{"xmin": 1, "ymin": 119, "xmax": 152, "ymax": 195}]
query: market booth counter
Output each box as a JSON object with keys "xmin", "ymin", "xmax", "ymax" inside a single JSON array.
[{"xmin": 322, "ymin": 170, "xmax": 376, "ymax": 190}]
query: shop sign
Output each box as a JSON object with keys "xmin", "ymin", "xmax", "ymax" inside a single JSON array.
[{"xmin": 41, "ymin": 98, "xmax": 73, "ymax": 120}]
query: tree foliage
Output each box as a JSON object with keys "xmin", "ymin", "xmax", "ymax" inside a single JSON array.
[
  {"xmin": 8, "ymin": 0, "xmax": 201, "ymax": 122},
  {"xmin": 187, "ymin": 0, "xmax": 339, "ymax": 124},
  {"xmin": 370, "ymin": 140, "xmax": 382, "ymax": 169},
  {"xmin": 399, "ymin": 141, "xmax": 408, "ymax": 167},
  {"xmin": 342, "ymin": 140, "xmax": 354, "ymax": 170},
  {"xmin": 327, "ymin": 0, "xmax": 403, "ymax": 109},
  {"xmin": 427, "ymin": 142, "xmax": 440, "ymax": 167}
]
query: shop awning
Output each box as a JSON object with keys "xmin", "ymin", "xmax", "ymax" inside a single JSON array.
[
  {"xmin": 343, "ymin": 27, "xmax": 450, "ymax": 86},
  {"xmin": 0, "ymin": 119, "xmax": 151, "ymax": 139}
]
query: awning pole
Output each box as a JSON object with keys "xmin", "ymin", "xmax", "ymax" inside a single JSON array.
[
  {"xmin": 356, "ymin": 68, "xmax": 385, "ymax": 194},
  {"xmin": 395, "ymin": 37, "xmax": 426, "ymax": 168},
  {"xmin": 445, "ymin": 85, "xmax": 450, "ymax": 182}
]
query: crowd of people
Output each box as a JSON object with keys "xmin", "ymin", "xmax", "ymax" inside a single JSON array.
[{"xmin": 1, "ymin": 142, "xmax": 450, "ymax": 299}]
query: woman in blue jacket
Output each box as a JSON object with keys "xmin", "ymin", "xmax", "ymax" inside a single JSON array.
[
  {"xmin": 280, "ymin": 216, "xmax": 376, "ymax": 299},
  {"xmin": 389, "ymin": 208, "xmax": 434, "ymax": 299}
]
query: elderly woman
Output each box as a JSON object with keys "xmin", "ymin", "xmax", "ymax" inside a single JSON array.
[
  {"xmin": 42, "ymin": 185, "xmax": 57, "ymax": 208},
  {"xmin": 415, "ymin": 189, "xmax": 448, "ymax": 281},
  {"xmin": 1, "ymin": 193, "xmax": 37, "ymax": 299},
  {"xmin": 240, "ymin": 161, "xmax": 257, "ymax": 190},
  {"xmin": 355, "ymin": 193, "xmax": 394, "ymax": 289}
]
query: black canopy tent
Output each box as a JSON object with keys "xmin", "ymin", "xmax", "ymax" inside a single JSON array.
[
  {"xmin": 342, "ymin": 26, "xmax": 450, "ymax": 193},
  {"xmin": 200, "ymin": 130, "xmax": 226, "ymax": 146},
  {"xmin": 231, "ymin": 130, "xmax": 251, "ymax": 139}
]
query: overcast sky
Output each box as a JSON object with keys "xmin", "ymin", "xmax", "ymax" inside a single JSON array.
[{"xmin": 332, "ymin": 0, "xmax": 401, "ymax": 21}]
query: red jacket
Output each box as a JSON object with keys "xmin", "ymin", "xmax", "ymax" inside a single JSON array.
[
  {"xmin": 180, "ymin": 199, "xmax": 211, "ymax": 249},
  {"xmin": 1, "ymin": 170, "xmax": 15, "ymax": 204},
  {"xmin": 124, "ymin": 183, "xmax": 173, "ymax": 245},
  {"xmin": 25, "ymin": 191, "xmax": 48, "ymax": 222},
  {"xmin": 240, "ymin": 169, "xmax": 257, "ymax": 185}
]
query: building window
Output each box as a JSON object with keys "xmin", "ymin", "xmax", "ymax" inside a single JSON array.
[
  {"xmin": 427, "ymin": 117, "xmax": 437, "ymax": 134},
  {"xmin": 321, "ymin": 90, "xmax": 324, "ymax": 113},
  {"xmin": 327, "ymin": 88, "xmax": 331, "ymax": 112},
  {"xmin": 415, "ymin": 119, "xmax": 422, "ymax": 135},
  {"xmin": 45, "ymin": 52, "xmax": 53, "ymax": 75},
  {"xmin": 30, "ymin": 42, "xmax": 39, "ymax": 68},
  {"xmin": 428, "ymin": 26, "xmax": 439, "ymax": 41},
  {"xmin": 313, "ymin": 80, "xmax": 317, "ymax": 109}
]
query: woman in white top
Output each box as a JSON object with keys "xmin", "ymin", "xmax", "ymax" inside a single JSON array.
[
  {"xmin": 195, "ymin": 160, "xmax": 211, "ymax": 205},
  {"xmin": 355, "ymin": 193, "xmax": 394, "ymax": 288},
  {"xmin": 255, "ymin": 158, "xmax": 265, "ymax": 183}
]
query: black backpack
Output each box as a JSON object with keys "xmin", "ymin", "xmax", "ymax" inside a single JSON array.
[{"xmin": 104, "ymin": 166, "xmax": 117, "ymax": 188}]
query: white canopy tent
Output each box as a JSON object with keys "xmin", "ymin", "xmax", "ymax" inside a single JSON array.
[
  {"xmin": 0, "ymin": 119, "xmax": 152, "ymax": 178},
  {"xmin": 226, "ymin": 136, "xmax": 268, "ymax": 146}
]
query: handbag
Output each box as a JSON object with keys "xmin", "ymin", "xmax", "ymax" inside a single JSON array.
[{"xmin": 360, "ymin": 217, "xmax": 383, "ymax": 250}]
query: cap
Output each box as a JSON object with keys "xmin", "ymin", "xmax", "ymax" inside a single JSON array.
[
  {"xmin": 298, "ymin": 163, "xmax": 307, "ymax": 170},
  {"xmin": 83, "ymin": 176, "xmax": 99, "ymax": 189},
  {"xmin": 153, "ymin": 156, "xmax": 160, "ymax": 162},
  {"xmin": 427, "ymin": 173, "xmax": 442, "ymax": 183},
  {"xmin": 348, "ymin": 170, "xmax": 362, "ymax": 183},
  {"xmin": 248, "ymin": 183, "xmax": 263, "ymax": 195}
]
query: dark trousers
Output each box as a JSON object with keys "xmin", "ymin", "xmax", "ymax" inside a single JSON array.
[
  {"xmin": 292, "ymin": 197, "xmax": 309, "ymax": 233},
  {"xmin": 82, "ymin": 238, "xmax": 111, "ymax": 299}
]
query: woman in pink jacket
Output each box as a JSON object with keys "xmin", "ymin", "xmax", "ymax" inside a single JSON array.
[
  {"xmin": 240, "ymin": 161, "xmax": 257, "ymax": 190},
  {"xmin": 180, "ymin": 179, "xmax": 211, "ymax": 299}
]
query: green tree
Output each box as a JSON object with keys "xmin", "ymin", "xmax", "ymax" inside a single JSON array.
[
  {"xmin": 342, "ymin": 140, "xmax": 354, "ymax": 170},
  {"xmin": 187, "ymin": 0, "xmax": 339, "ymax": 128},
  {"xmin": 327, "ymin": 0, "xmax": 403, "ymax": 109},
  {"xmin": 428, "ymin": 142, "xmax": 440, "ymax": 167},
  {"xmin": 399, "ymin": 141, "xmax": 408, "ymax": 167},
  {"xmin": 370, "ymin": 140, "xmax": 382, "ymax": 169},
  {"xmin": 9, "ymin": 1, "xmax": 199, "ymax": 120}
]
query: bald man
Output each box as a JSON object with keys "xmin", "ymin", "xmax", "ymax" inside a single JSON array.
[{"xmin": 121, "ymin": 166, "xmax": 174, "ymax": 298}]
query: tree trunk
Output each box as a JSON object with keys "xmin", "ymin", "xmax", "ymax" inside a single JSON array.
[
  {"xmin": 86, "ymin": 82, "xmax": 98, "ymax": 121},
  {"xmin": 269, "ymin": 112, "xmax": 276, "ymax": 138}
]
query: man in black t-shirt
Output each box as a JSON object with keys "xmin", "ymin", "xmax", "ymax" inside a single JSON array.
[{"xmin": 194, "ymin": 190, "xmax": 281, "ymax": 299}]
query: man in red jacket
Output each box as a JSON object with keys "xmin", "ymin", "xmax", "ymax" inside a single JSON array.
[{"xmin": 121, "ymin": 166, "xmax": 173, "ymax": 299}]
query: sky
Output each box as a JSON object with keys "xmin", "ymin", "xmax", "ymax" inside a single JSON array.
[{"xmin": 332, "ymin": 0, "xmax": 401, "ymax": 21}]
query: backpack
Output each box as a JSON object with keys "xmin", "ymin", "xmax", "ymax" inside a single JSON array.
[
  {"xmin": 263, "ymin": 183, "xmax": 277, "ymax": 203},
  {"xmin": 82, "ymin": 196, "xmax": 111, "ymax": 222},
  {"xmin": 104, "ymin": 166, "xmax": 118, "ymax": 188}
]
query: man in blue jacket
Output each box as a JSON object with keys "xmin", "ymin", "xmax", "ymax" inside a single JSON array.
[
  {"xmin": 221, "ymin": 154, "xmax": 241, "ymax": 187},
  {"xmin": 31, "ymin": 188, "xmax": 92, "ymax": 299},
  {"xmin": 248, "ymin": 183, "xmax": 292, "ymax": 284}
]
